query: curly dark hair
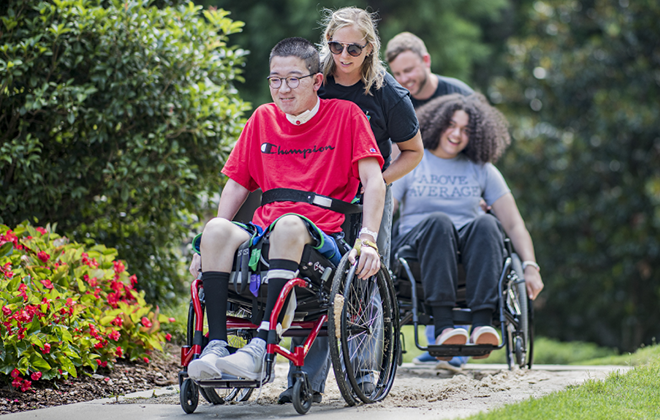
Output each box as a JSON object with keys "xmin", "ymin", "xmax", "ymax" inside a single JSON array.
[{"xmin": 416, "ymin": 93, "xmax": 510, "ymax": 163}]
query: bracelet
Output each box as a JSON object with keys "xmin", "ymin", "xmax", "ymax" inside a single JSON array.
[
  {"xmin": 359, "ymin": 227, "xmax": 378, "ymax": 241},
  {"xmin": 522, "ymin": 261, "xmax": 540, "ymax": 272},
  {"xmin": 354, "ymin": 238, "xmax": 379, "ymax": 256}
]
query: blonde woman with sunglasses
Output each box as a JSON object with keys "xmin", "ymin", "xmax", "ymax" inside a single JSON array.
[{"xmin": 279, "ymin": 6, "xmax": 423, "ymax": 406}]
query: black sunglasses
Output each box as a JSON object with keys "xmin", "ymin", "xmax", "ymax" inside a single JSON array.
[{"xmin": 328, "ymin": 41, "xmax": 368, "ymax": 57}]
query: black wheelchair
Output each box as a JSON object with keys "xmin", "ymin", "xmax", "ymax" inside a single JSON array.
[
  {"xmin": 392, "ymin": 228, "xmax": 533, "ymax": 370},
  {"xmin": 178, "ymin": 190, "xmax": 401, "ymax": 415}
]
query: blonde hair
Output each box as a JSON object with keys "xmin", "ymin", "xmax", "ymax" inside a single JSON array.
[{"xmin": 319, "ymin": 7, "xmax": 386, "ymax": 95}]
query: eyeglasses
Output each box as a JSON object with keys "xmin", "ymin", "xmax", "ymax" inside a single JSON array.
[
  {"xmin": 328, "ymin": 41, "xmax": 368, "ymax": 57},
  {"xmin": 266, "ymin": 74, "xmax": 314, "ymax": 89}
]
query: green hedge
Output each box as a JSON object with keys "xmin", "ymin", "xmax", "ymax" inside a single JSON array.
[{"xmin": 0, "ymin": 0, "xmax": 250, "ymax": 303}]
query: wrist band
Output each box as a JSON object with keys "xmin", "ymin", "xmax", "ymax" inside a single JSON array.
[
  {"xmin": 359, "ymin": 227, "xmax": 378, "ymax": 241},
  {"xmin": 522, "ymin": 261, "xmax": 540, "ymax": 272},
  {"xmin": 354, "ymin": 238, "xmax": 379, "ymax": 256}
]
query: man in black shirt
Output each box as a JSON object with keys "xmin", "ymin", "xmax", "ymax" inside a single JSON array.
[{"xmin": 385, "ymin": 32, "xmax": 473, "ymax": 109}]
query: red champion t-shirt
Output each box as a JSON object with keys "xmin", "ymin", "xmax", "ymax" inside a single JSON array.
[{"xmin": 222, "ymin": 98, "xmax": 383, "ymax": 233}]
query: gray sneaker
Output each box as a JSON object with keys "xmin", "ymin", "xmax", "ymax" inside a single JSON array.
[
  {"xmin": 214, "ymin": 338, "xmax": 266, "ymax": 381},
  {"xmin": 187, "ymin": 340, "xmax": 229, "ymax": 380}
]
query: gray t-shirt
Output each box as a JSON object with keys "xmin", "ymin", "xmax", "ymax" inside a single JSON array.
[{"xmin": 392, "ymin": 150, "xmax": 510, "ymax": 235}]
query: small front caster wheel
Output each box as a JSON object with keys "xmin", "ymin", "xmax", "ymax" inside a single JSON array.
[
  {"xmin": 180, "ymin": 378, "xmax": 199, "ymax": 414},
  {"xmin": 292, "ymin": 377, "xmax": 312, "ymax": 415}
]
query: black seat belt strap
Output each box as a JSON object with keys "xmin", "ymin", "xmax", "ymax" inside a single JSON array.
[{"xmin": 261, "ymin": 188, "xmax": 362, "ymax": 215}]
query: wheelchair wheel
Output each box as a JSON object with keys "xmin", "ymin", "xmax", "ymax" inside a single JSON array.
[
  {"xmin": 292, "ymin": 377, "xmax": 312, "ymax": 415},
  {"xmin": 199, "ymin": 386, "xmax": 224, "ymax": 405},
  {"xmin": 328, "ymin": 253, "xmax": 399, "ymax": 405},
  {"xmin": 509, "ymin": 254, "xmax": 532, "ymax": 369},
  {"xmin": 180, "ymin": 378, "xmax": 199, "ymax": 414}
]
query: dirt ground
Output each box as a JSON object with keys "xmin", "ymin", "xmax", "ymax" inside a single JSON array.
[{"xmin": 120, "ymin": 362, "xmax": 629, "ymax": 419}]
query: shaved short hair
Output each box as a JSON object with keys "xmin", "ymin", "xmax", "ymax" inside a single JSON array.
[{"xmin": 270, "ymin": 37, "xmax": 320, "ymax": 74}]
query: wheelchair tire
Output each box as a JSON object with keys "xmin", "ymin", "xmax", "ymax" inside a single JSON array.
[
  {"xmin": 511, "ymin": 254, "xmax": 532, "ymax": 369},
  {"xmin": 292, "ymin": 377, "xmax": 312, "ymax": 415},
  {"xmin": 199, "ymin": 386, "xmax": 224, "ymax": 405},
  {"xmin": 180, "ymin": 378, "xmax": 199, "ymax": 414},
  {"xmin": 328, "ymin": 253, "xmax": 399, "ymax": 406}
]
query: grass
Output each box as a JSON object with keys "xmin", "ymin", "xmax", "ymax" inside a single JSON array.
[{"xmin": 466, "ymin": 356, "xmax": 660, "ymax": 420}]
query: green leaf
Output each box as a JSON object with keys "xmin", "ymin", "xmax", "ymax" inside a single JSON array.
[
  {"xmin": 29, "ymin": 352, "xmax": 52, "ymax": 371},
  {"xmin": 0, "ymin": 242, "xmax": 13, "ymax": 258}
]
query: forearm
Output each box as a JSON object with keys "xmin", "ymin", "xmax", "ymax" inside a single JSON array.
[
  {"xmin": 382, "ymin": 132, "xmax": 423, "ymax": 184},
  {"xmin": 360, "ymin": 173, "xmax": 386, "ymax": 241},
  {"xmin": 382, "ymin": 148, "xmax": 422, "ymax": 184},
  {"xmin": 508, "ymin": 225, "xmax": 537, "ymax": 264},
  {"xmin": 216, "ymin": 179, "xmax": 250, "ymax": 220}
]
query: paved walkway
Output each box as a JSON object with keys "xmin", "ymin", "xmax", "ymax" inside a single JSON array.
[{"xmin": 4, "ymin": 364, "xmax": 632, "ymax": 420}]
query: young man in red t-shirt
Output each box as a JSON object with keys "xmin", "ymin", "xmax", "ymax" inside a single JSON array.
[{"xmin": 187, "ymin": 37, "xmax": 385, "ymax": 381}]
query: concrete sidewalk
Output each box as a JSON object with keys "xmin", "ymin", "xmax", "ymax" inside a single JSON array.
[{"xmin": 3, "ymin": 364, "xmax": 632, "ymax": 420}]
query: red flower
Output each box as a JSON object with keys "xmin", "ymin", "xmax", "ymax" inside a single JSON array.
[
  {"xmin": 110, "ymin": 280, "xmax": 124, "ymax": 292},
  {"xmin": 168, "ymin": 317, "xmax": 176, "ymax": 323},
  {"xmin": 129, "ymin": 274, "xmax": 138, "ymax": 287},
  {"xmin": 108, "ymin": 330, "xmax": 121, "ymax": 341},
  {"xmin": 2, "ymin": 306, "xmax": 11, "ymax": 317},
  {"xmin": 113, "ymin": 260, "xmax": 125, "ymax": 274},
  {"xmin": 20, "ymin": 380, "xmax": 32, "ymax": 392},
  {"xmin": 107, "ymin": 292, "xmax": 120, "ymax": 307},
  {"xmin": 165, "ymin": 333, "xmax": 172, "ymax": 341},
  {"xmin": 115, "ymin": 346, "xmax": 123, "ymax": 357},
  {"xmin": 141, "ymin": 317, "xmax": 152, "ymax": 328},
  {"xmin": 31, "ymin": 372, "xmax": 42, "ymax": 381},
  {"xmin": 42, "ymin": 343, "xmax": 51, "ymax": 354},
  {"xmin": 17, "ymin": 283, "xmax": 28, "ymax": 300},
  {"xmin": 111, "ymin": 316, "xmax": 123, "ymax": 327},
  {"xmin": 143, "ymin": 357, "xmax": 149, "ymax": 364},
  {"xmin": 40, "ymin": 279, "xmax": 54, "ymax": 289},
  {"xmin": 36, "ymin": 227, "xmax": 47, "ymax": 235},
  {"xmin": 96, "ymin": 360, "xmax": 108, "ymax": 368},
  {"xmin": 37, "ymin": 251, "xmax": 50, "ymax": 263},
  {"xmin": 94, "ymin": 341, "xmax": 104, "ymax": 349},
  {"xmin": 11, "ymin": 377, "xmax": 22, "ymax": 388},
  {"xmin": 11, "ymin": 369, "xmax": 21, "ymax": 379}
]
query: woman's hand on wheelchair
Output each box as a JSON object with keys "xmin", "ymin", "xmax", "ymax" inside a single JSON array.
[
  {"xmin": 348, "ymin": 246, "xmax": 381, "ymax": 280},
  {"xmin": 525, "ymin": 267, "xmax": 543, "ymax": 300},
  {"xmin": 189, "ymin": 253, "xmax": 201, "ymax": 278}
]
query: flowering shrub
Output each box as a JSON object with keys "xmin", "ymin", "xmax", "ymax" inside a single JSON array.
[{"xmin": 0, "ymin": 222, "xmax": 175, "ymax": 392}]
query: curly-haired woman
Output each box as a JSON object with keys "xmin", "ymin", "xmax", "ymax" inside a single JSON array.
[{"xmin": 391, "ymin": 93, "xmax": 544, "ymax": 359}]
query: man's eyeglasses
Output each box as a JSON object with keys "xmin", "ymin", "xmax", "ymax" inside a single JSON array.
[
  {"xmin": 328, "ymin": 41, "xmax": 368, "ymax": 57},
  {"xmin": 267, "ymin": 74, "xmax": 314, "ymax": 89}
]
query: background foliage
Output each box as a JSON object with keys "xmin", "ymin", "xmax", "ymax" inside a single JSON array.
[
  {"xmin": 0, "ymin": 0, "xmax": 250, "ymax": 303},
  {"xmin": 494, "ymin": 0, "xmax": 660, "ymax": 351},
  {"xmin": 194, "ymin": 0, "xmax": 511, "ymax": 107}
]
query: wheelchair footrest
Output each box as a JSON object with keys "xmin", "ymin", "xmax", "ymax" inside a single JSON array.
[
  {"xmin": 427, "ymin": 344, "xmax": 495, "ymax": 358},
  {"xmin": 195, "ymin": 378, "xmax": 262, "ymax": 389}
]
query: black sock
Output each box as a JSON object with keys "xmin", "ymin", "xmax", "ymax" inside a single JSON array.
[
  {"xmin": 432, "ymin": 306, "xmax": 455, "ymax": 340},
  {"xmin": 258, "ymin": 259, "xmax": 299, "ymax": 341},
  {"xmin": 471, "ymin": 309, "xmax": 493, "ymax": 330},
  {"xmin": 201, "ymin": 271, "xmax": 230, "ymax": 342}
]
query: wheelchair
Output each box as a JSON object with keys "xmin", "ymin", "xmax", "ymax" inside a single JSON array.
[
  {"xmin": 392, "ymin": 225, "xmax": 534, "ymax": 370},
  {"xmin": 178, "ymin": 191, "xmax": 401, "ymax": 415}
]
